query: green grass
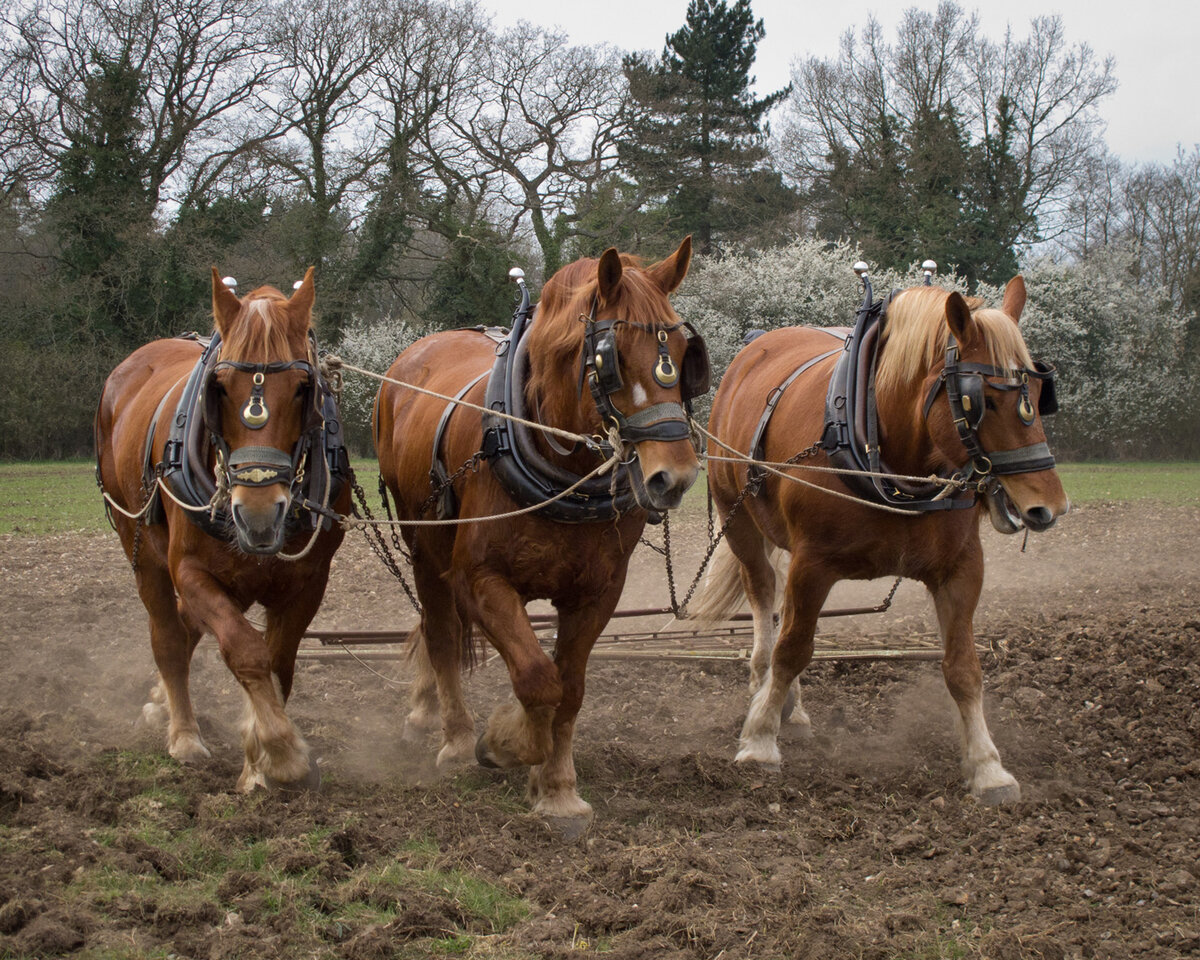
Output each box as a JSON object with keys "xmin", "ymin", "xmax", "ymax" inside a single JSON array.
[
  {"xmin": 0, "ymin": 459, "xmax": 110, "ymax": 535},
  {"xmin": 3, "ymin": 458, "xmax": 1197, "ymax": 538},
  {"xmin": 1056, "ymin": 461, "xmax": 1200, "ymax": 504},
  {"xmin": 54, "ymin": 746, "xmax": 533, "ymax": 958}
]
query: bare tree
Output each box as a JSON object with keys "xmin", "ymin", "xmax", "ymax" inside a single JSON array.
[
  {"xmin": 963, "ymin": 14, "xmax": 1116, "ymax": 242},
  {"xmin": 777, "ymin": 5, "xmax": 1116, "ymax": 257},
  {"xmin": 1, "ymin": 0, "xmax": 279, "ymax": 208},
  {"xmin": 1122, "ymin": 146, "xmax": 1200, "ymax": 311},
  {"xmin": 439, "ymin": 23, "xmax": 635, "ymax": 273}
]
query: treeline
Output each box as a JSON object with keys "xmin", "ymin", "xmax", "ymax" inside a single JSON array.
[{"xmin": 0, "ymin": 0, "xmax": 1196, "ymax": 459}]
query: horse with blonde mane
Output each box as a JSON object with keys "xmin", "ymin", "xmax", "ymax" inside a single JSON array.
[
  {"xmin": 95, "ymin": 269, "xmax": 349, "ymax": 791},
  {"xmin": 374, "ymin": 238, "xmax": 705, "ymax": 834},
  {"xmin": 691, "ymin": 274, "xmax": 1068, "ymax": 803}
]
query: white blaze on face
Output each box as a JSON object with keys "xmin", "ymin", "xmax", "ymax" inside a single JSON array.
[{"xmin": 631, "ymin": 382, "xmax": 648, "ymax": 407}]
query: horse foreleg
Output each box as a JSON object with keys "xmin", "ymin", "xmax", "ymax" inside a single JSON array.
[
  {"xmin": 468, "ymin": 575, "xmax": 559, "ymax": 770},
  {"xmin": 736, "ymin": 554, "xmax": 834, "ymax": 768},
  {"xmin": 256, "ymin": 580, "xmax": 332, "ymax": 790},
  {"xmin": 177, "ymin": 566, "xmax": 311, "ymax": 792},
  {"xmin": 135, "ymin": 561, "xmax": 208, "ymax": 762},
  {"xmin": 931, "ymin": 558, "xmax": 1021, "ymax": 805},
  {"xmin": 526, "ymin": 592, "xmax": 621, "ymax": 833}
]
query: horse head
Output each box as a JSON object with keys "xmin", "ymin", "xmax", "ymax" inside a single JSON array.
[
  {"xmin": 207, "ymin": 267, "xmax": 323, "ymax": 554},
  {"xmin": 880, "ymin": 277, "xmax": 1069, "ymax": 533},
  {"xmin": 530, "ymin": 237, "xmax": 705, "ymax": 512}
]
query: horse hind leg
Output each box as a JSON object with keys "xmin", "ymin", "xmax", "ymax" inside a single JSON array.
[
  {"xmin": 408, "ymin": 568, "xmax": 475, "ymax": 768},
  {"xmin": 737, "ymin": 556, "xmax": 834, "ymax": 769},
  {"xmin": 400, "ymin": 625, "xmax": 441, "ymax": 743},
  {"xmin": 723, "ymin": 518, "xmax": 807, "ymax": 729}
]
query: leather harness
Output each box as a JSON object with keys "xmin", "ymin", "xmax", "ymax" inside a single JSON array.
[
  {"xmin": 131, "ymin": 331, "xmax": 348, "ymax": 539},
  {"xmin": 745, "ymin": 282, "xmax": 1058, "ymax": 512}
]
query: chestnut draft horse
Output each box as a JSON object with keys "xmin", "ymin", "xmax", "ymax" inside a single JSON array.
[
  {"xmin": 692, "ymin": 275, "xmax": 1068, "ymax": 803},
  {"xmin": 375, "ymin": 238, "xmax": 704, "ymax": 832},
  {"xmin": 95, "ymin": 269, "xmax": 349, "ymax": 791}
]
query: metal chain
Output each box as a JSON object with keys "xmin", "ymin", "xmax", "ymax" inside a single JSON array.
[
  {"xmin": 666, "ymin": 440, "xmax": 823, "ymax": 617},
  {"xmin": 417, "ymin": 452, "xmax": 484, "ymax": 519},
  {"xmin": 348, "ymin": 468, "xmax": 422, "ymax": 613}
]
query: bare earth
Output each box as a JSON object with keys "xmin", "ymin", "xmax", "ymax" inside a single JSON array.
[{"xmin": 1, "ymin": 499, "xmax": 1198, "ymax": 958}]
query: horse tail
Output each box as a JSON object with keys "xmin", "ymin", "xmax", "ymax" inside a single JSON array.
[
  {"xmin": 404, "ymin": 618, "xmax": 483, "ymax": 672},
  {"xmin": 685, "ymin": 540, "xmax": 747, "ymax": 622}
]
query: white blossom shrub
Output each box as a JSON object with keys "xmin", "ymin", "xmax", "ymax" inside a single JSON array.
[
  {"xmin": 676, "ymin": 239, "xmax": 1196, "ymax": 458},
  {"xmin": 334, "ymin": 315, "xmax": 431, "ymax": 454},
  {"xmin": 1001, "ymin": 250, "xmax": 1197, "ymax": 459}
]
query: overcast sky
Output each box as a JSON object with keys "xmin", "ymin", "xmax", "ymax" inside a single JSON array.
[{"xmin": 484, "ymin": 0, "xmax": 1197, "ymax": 167}]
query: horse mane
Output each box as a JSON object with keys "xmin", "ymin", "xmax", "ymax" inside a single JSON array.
[
  {"xmin": 526, "ymin": 253, "xmax": 681, "ymax": 419},
  {"xmin": 876, "ymin": 286, "xmax": 1033, "ymax": 399},
  {"xmin": 219, "ymin": 286, "xmax": 311, "ymax": 363}
]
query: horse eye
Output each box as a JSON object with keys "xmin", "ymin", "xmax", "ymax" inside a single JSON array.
[{"xmin": 984, "ymin": 397, "xmax": 997, "ymax": 411}]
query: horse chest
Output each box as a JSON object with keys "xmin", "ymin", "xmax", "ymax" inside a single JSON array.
[
  {"xmin": 807, "ymin": 513, "xmax": 978, "ymax": 583},
  {"xmin": 481, "ymin": 523, "xmax": 638, "ymax": 601}
]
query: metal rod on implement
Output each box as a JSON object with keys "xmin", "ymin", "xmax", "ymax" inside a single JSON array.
[{"xmin": 304, "ymin": 601, "xmax": 899, "ymax": 647}]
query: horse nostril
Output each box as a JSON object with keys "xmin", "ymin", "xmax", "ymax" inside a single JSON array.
[
  {"xmin": 645, "ymin": 469, "xmax": 688, "ymax": 510},
  {"xmin": 1024, "ymin": 505, "xmax": 1055, "ymax": 530}
]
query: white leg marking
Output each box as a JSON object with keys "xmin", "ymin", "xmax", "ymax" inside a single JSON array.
[
  {"xmin": 956, "ymin": 697, "xmax": 1019, "ymax": 802},
  {"xmin": 736, "ymin": 674, "xmax": 784, "ymax": 767}
]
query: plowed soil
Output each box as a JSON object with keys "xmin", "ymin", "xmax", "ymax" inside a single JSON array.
[{"xmin": 1, "ymin": 500, "xmax": 1198, "ymax": 959}]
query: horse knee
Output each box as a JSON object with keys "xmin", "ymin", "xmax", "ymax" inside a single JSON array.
[{"xmin": 511, "ymin": 658, "xmax": 562, "ymax": 711}]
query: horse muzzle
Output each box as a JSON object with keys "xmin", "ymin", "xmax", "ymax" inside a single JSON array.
[
  {"xmin": 643, "ymin": 462, "xmax": 700, "ymax": 511},
  {"xmin": 230, "ymin": 497, "xmax": 289, "ymax": 554},
  {"xmin": 225, "ymin": 446, "xmax": 297, "ymax": 554},
  {"xmin": 984, "ymin": 481, "xmax": 1069, "ymax": 535}
]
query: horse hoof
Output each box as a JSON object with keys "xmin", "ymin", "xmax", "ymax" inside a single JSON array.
[
  {"xmin": 436, "ymin": 736, "xmax": 476, "ymax": 769},
  {"xmin": 543, "ymin": 815, "xmax": 591, "ymax": 842},
  {"xmin": 977, "ymin": 782, "xmax": 1021, "ymax": 806},
  {"xmin": 168, "ymin": 736, "xmax": 211, "ymax": 764},
  {"xmin": 267, "ymin": 756, "xmax": 321, "ymax": 793},
  {"xmin": 475, "ymin": 735, "xmax": 500, "ymax": 769}
]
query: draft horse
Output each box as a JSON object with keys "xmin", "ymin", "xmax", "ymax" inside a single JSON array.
[
  {"xmin": 693, "ymin": 274, "xmax": 1068, "ymax": 803},
  {"xmin": 95, "ymin": 269, "xmax": 349, "ymax": 791},
  {"xmin": 375, "ymin": 238, "xmax": 704, "ymax": 832}
]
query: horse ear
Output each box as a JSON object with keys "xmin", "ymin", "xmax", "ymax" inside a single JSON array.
[
  {"xmin": 597, "ymin": 248, "xmax": 623, "ymax": 304},
  {"xmin": 289, "ymin": 266, "xmax": 316, "ymax": 316},
  {"xmin": 1001, "ymin": 275, "xmax": 1026, "ymax": 324},
  {"xmin": 945, "ymin": 291, "xmax": 975, "ymax": 343},
  {"xmin": 211, "ymin": 267, "xmax": 241, "ymax": 335},
  {"xmin": 647, "ymin": 235, "xmax": 692, "ymax": 294}
]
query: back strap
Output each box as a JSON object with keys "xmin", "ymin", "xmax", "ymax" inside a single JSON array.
[{"xmin": 747, "ymin": 347, "xmax": 842, "ymax": 487}]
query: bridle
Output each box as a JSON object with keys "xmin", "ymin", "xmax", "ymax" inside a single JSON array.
[
  {"xmin": 579, "ymin": 299, "xmax": 711, "ymax": 450},
  {"xmin": 200, "ymin": 331, "xmax": 327, "ymax": 495},
  {"xmin": 922, "ymin": 333, "xmax": 1059, "ymax": 485}
]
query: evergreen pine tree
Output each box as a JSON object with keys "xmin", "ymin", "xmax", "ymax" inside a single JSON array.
[{"xmin": 622, "ymin": 0, "xmax": 794, "ymax": 256}]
